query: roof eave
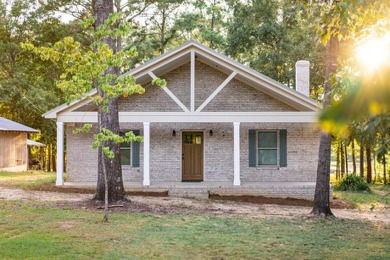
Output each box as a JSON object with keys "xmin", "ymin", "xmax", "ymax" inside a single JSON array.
[
  {"xmin": 0, "ymin": 129, "xmax": 39, "ymax": 133},
  {"xmin": 42, "ymin": 89, "xmax": 97, "ymax": 119}
]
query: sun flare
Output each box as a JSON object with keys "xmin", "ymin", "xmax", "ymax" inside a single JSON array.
[{"xmin": 356, "ymin": 34, "xmax": 390, "ymax": 72}]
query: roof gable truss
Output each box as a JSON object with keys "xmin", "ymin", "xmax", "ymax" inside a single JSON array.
[{"xmin": 44, "ymin": 41, "xmax": 320, "ymax": 119}]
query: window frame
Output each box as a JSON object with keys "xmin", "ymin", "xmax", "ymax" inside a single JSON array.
[{"xmin": 256, "ymin": 130, "xmax": 279, "ymax": 167}]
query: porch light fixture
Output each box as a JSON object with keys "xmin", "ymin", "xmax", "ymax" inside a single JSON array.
[
  {"xmin": 172, "ymin": 130, "xmax": 176, "ymax": 137},
  {"xmin": 209, "ymin": 130, "xmax": 213, "ymax": 136}
]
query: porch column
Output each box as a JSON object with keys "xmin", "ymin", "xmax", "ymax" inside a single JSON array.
[
  {"xmin": 56, "ymin": 121, "xmax": 64, "ymax": 186},
  {"xmin": 143, "ymin": 122, "xmax": 150, "ymax": 186},
  {"xmin": 233, "ymin": 122, "xmax": 241, "ymax": 186}
]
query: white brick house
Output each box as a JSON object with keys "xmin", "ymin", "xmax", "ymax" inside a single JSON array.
[{"xmin": 44, "ymin": 41, "xmax": 321, "ymax": 200}]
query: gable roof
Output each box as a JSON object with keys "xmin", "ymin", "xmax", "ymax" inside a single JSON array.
[
  {"xmin": 0, "ymin": 117, "xmax": 39, "ymax": 133},
  {"xmin": 43, "ymin": 41, "xmax": 320, "ymax": 118}
]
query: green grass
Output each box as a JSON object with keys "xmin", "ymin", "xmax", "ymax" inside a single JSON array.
[
  {"xmin": 334, "ymin": 184, "xmax": 390, "ymax": 209},
  {"xmin": 0, "ymin": 172, "xmax": 389, "ymax": 259},
  {"xmin": 0, "ymin": 171, "xmax": 56, "ymax": 188},
  {"xmin": 0, "ymin": 201, "xmax": 389, "ymax": 259}
]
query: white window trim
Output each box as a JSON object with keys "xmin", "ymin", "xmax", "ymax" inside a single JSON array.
[{"xmin": 256, "ymin": 130, "xmax": 279, "ymax": 167}]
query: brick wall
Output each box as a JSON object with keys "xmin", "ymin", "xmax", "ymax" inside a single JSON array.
[
  {"xmin": 66, "ymin": 123, "xmax": 144, "ymax": 182},
  {"xmin": 116, "ymin": 61, "xmax": 297, "ymax": 113},
  {"xmin": 118, "ymin": 63, "xmax": 191, "ymax": 112},
  {"xmin": 66, "ymin": 124, "xmax": 98, "ymax": 182},
  {"xmin": 66, "ymin": 122, "xmax": 320, "ymax": 184},
  {"xmin": 118, "ymin": 81, "xmax": 183, "ymax": 112},
  {"xmin": 194, "ymin": 60, "xmax": 227, "ymax": 109},
  {"xmin": 203, "ymin": 78, "xmax": 297, "ymax": 112}
]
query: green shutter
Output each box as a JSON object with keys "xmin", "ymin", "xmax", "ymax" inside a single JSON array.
[
  {"xmin": 248, "ymin": 129, "xmax": 256, "ymax": 167},
  {"xmin": 279, "ymin": 129, "xmax": 287, "ymax": 167},
  {"xmin": 132, "ymin": 130, "xmax": 140, "ymax": 167}
]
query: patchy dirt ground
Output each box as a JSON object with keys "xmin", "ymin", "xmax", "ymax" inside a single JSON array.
[{"xmin": 0, "ymin": 186, "xmax": 389, "ymax": 224}]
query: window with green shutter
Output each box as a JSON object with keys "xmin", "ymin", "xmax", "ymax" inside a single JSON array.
[
  {"xmin": 120, "ymin": 130, "xmax": 140, "ymax": 167},
  {"xmin": 248, "ymin": 129, "xmax": 257, "ymax": 167},
  {"xmin": 120, "ymin": 133, "xmax": 132, "ymax": 166},
  {"xmin": 279, "ymin": 130, "xmax": 287, "ymax": 167},
  {"xmin": 248, "ymin": 129, "xmax": 287, "ymax": 167}
]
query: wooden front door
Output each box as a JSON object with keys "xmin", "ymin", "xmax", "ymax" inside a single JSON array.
[{"xmin": 182, "ymin": 132, "xmax": 204, "ymax": 181}]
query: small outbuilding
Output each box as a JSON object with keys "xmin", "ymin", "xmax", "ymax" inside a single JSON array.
[{"xmin": 0, "ymin": 117, "xmax": 41, "ymax": 172}]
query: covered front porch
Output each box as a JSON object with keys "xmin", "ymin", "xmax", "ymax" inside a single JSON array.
[{"xmin": 54, "ymin": 112, "xmax": 318, "ymax": 187}]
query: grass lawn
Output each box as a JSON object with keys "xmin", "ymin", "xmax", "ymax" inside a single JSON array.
[
  {"xmin": 333, "ymin": 185, "xmax": 390, "ymax": 210},
  {"xmin": 0, "ymin": 200, "xmax": 389, "ymax": 260},
  {"xmin": 0, "ymin": 171, "xmax": 56, "ymax": 188},
  {"xmin": 1, "ymin": 172, "xmax": 389, "ymax": 259}
]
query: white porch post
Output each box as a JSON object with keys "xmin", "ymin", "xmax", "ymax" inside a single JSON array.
[
  {"xmin": 233, "ymin": 122, "xmax": 241, "ymax": 186},
  {"xmin": 56, "ymin": 121, "xmax": 64, "ymax": 186},
  {"xmin": 143, "ymin": 122, "xmax": 150, "ymax": 186},
  {"xmin": 190, "ymin": 50, "xmax": 195, "ymax": 112}
]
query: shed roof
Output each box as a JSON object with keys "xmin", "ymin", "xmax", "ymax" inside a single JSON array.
[
  {"xmin": 27, "ymin": 139, "xmax": 46, "ymax": 147},
  {"xmin": 0, "ymin": 117, "xmax": 39, "ymax": 133}
]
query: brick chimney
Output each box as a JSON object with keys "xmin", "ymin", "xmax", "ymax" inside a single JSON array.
[{"xmin": 295, "ymin": 60, "xmax": 310, "ymax": 96}]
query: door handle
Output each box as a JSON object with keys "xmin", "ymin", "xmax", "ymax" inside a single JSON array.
[{"xmin": 182, "ymin": 153, "xmax": 184, "ymax": 160}]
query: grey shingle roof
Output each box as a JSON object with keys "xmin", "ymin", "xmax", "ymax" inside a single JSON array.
[{"xmin": 0, "ymin": 117, "xmax": 38, "ymax": 133}]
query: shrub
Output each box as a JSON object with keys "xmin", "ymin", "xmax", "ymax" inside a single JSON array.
[{"xmin": 334, "ymin": 175, "xmax": 371, "ymax": 192}]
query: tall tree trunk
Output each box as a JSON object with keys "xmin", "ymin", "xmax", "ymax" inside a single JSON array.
[
  {"xmin": 359, "ymin": 141, "xmax": 364, "ymax": 178},
  {"xmin": 48, "ymin": 144, "xmax": 52, "ymax": 172},
  {"xmin": 40, "ymin": 147, "xmax": 44, "ymax": 171},
  {"xmin": 340, "ymin": 142, "xmax": 345, "ymax": 178},
  {"xmin": 344, "ymin": 143, "xmax": 348, "ymax": 175},
  {"xmin": 52, "ymin": 144, "xmax": 56, "ymax": 172},
  {"xmin": 28, "ymin": 146, "xmax": 32, "ymax": 170},
  {"xmin": 336, "ymin": 142, "xmax": 340, "ymax": 180},
  {"xmin": 160, "ymin": 10, "xmax": 166, "ymax": 55},
  {"xmin": 209, "ymin": 0, "xmax": 216, "ymax": 48},
  {"xmin": 92, "ymin": 0, "xmax": 126, "ymax": 202},
  {"xmin": 311, "ymin": 35, "xmax": 338, "ymax": 216},
  {"xmin": 96, "ymin": 147, "xmax": 104, "ymax": 198},
  {"xmin": 351, "ymin": 140, "xmax": 356, "ymax": 174},
  {"xmin": 373, "ymin": 156, "xmax": 377, "ymax": 183},
  {"xmin": 101, "ymin": 146, "xmax": 109, "ymax": 222},
  {"xmin": 383, "ymin": 156, "xmax": 387, "ymax": 185},
  {"xmin": 366, "ymin": 146, "xmax": 372, "ymax": 183},
  {"xmin": 42, "ymin": 147, "xmax": 46, "ymax": 171}
]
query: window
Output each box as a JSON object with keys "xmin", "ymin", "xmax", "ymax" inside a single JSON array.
[
  {"xmin": 120, "ymin": 140, "xmax": 131, "ymax": 166},
  {"xmin": 249, "ymin": 129, "xmax": 287, "ymax": 167},
  {"xmin": 119, "ymin": 130, "xmax": 140, "ymax": 167},
  {"xmin": 257, "ymin": 131, "xmax": 278, "ymax": 166},
  {"xmin": 184, "ymin": 133, "xmax": 202, "ymax": 144}
]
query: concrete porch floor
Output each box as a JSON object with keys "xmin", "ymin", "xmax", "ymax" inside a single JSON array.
[{"xmin": 63, "ymin": 181, "xmax": 317, "ymax": 200}]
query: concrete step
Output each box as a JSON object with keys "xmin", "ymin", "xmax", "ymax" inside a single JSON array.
[{"xmin": 169, "ymin": 188, "xmax": 210, "ymax": 199}]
